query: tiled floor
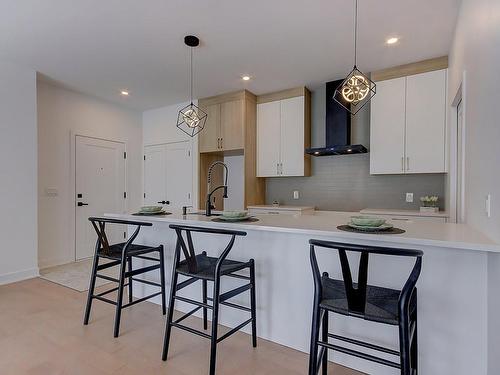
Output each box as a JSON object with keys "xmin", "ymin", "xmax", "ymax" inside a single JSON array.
[{"xmin": 0, "ymin": 278, "xmax": 364, "ymax": 375}]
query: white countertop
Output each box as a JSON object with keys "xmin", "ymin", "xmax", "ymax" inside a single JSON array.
[
  {"xmin": 247, "ymin": 205, "xmax": 314, "ymax": 211},
  {"xmin": 106, "ymin": 210, "xmax": 500, "ymax": 253},
  {"xmin": 360, "ymin": 208, "xmax": 449, "ymax": 218}
]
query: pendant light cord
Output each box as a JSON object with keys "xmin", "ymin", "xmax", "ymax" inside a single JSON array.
[
  {"xmin": 354, "ymin": 0, "xmax": 358, "ymax": 66},
  {"xmin": 190, "ymin": 47, "xmax": 193, "ymax": 104}
]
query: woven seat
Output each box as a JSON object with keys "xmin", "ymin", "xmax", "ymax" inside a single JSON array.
[
  {"xmin": 98, "ymin": 243, "xmax": 159, "ymax": 260},
  {"xmin": 320, "ymin": 277, "xmax": 415, "ymax": 325},
  {"xmin": 177, "ymin": 253, "xmax": 249, "ymax": 280}
]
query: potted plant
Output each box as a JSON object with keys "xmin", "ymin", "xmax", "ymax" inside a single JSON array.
[{"xmin": 420, "ymin": 195, "xmax": 439, "ymax": 213}]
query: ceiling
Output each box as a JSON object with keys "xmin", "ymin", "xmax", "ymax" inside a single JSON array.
[{"xmin": 0, "ymin": 0, "xmax": 459, "ymax": 111}]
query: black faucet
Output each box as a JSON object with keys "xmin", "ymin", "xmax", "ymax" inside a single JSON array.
[{"xmin": 206, "ymin": 161, "xmax": 228, "ymax": 216}]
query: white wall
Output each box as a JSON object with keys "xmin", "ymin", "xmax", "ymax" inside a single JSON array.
[
  {"xmin": 0, "ymin": 62, "xmax": 38, "ymax": 284},
  {"xmin": 37, "ymin": 80, "xmax": 143, "ymax": 268},
  {"xmin": 143, "ymin": 101, "xmax": 199, "ymax": 208},
  {"xmin": 448, "ymin": 1, "xmax": 500, "ymax": 374}
]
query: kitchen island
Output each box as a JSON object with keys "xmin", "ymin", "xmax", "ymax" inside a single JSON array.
[{"xmin": 105, "ymin": 210, "xmax": 499, "ymax": 375}]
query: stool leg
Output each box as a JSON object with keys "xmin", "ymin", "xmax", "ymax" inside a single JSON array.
[
  {"xmin": 411, "ymin": 298, "xmax": 418, "ymax": 373},
  {"xmin": 202, "ymin": 279, "xmax": 208, "ymax": 330},
  {"xmin": 308, "ymin": 303, "xmax": 321, "ymax": 375},
  {"xmin": 321, "ymin": 310, "xmax": 329, "ymax": 375},
  {"xmin": 127, "ymin": 257, "xmax": 133, "ymax": 304},
  {"xmin": 159, "ymin": 246, "xmax": 166, "ymax": 315},
  {"xmin": 398, "ymin": 309, "xmax": 411, "ymax": 375},
  {"xmin": 249, "ymin": 259, "xmax": 257, "ymax": 348},
  {"xmin": 209, "ymin": 276, "xmax": 221, "ymax": 375},
  {"xmin": 83, "ymin": 254, "xmax": 100, "ymax": 325},
  {"xmin": 113, "ymin": 257, "xmax": 127, "ymax": 338},
  {"xmin": 162, "ymin": 269, "xmax": 179, "ymax": 361}
]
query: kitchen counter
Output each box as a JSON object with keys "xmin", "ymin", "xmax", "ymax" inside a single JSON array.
[
  {"xmin": 105, "ymin": 210, "xmax": 496, "ymax": 375},
  {"xmin": 360, "ymin": 208, "xmax": 450, "ymax": 218}
]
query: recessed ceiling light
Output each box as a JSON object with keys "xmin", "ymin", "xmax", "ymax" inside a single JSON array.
[
  {"xmin": 386, "ymin": 37, "xmax": 399, "ymax": 45},
  {"xmin": 241, "ymin": 75, "xmax": 251, "ymax": 81},
  {"xmin": 120, "ymin": 90, "xmax": 130, "ymax": 96}
]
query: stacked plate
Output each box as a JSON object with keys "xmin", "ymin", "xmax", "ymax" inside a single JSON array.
[
  {"xmin": 137, "ymin": 206, "xmax": 166, "ymax": 215},
  {"xmin": 218, "ymin": 210, "xmax": 252, "ymax": 222},
  {"xmin": 348, "ymin": 216, "xmax": 393, "ymax": 232}
]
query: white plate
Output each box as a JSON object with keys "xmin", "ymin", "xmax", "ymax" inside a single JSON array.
[{"xmin": 347, "ymin": 222, "xmax": 394, "ymax": 231}]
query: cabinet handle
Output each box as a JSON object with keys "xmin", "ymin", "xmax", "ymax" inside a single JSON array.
[
  {"xmin": 280, "ymin": 163, "xmax": 283, "ymax": 175},
  {"xmin": 406, "ymin": 157, "xmax": 410, "ymax": 171},
  {"xmin": 401, "ymin": 157, "xmax": 404, "ymax": 172},
  {"xmin": 220, "ymin": 138, "xmax": 223, "ymax": 150}
]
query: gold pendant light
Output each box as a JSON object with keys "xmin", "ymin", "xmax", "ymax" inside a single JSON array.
[{"xmin": 333, "ymin": 0, "xmax": 376, "ymax": 115}]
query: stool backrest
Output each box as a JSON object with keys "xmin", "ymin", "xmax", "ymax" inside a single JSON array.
[
  {"xmin": 88, "ymin": 217, "xmax": 152, "ymax": 254},
  {"xmin": 309, "ymin": 239, "xmax": 423, "ymax": 316},
  {"xmin": 169, "ymin": 224, "xmax": 247, "ymax": 274}
]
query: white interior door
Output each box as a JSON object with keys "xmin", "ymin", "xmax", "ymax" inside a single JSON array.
[
  {"xmin": 280, "ymin": 96, "xmax": 305, "ymax": 176},
  {"xmin": 370, "ymin": 77, "xmax": 406, "ymax": 174},
  {"xmin": 75, "ymin": 136, "xmax": 126, "ymax": 260},
  {"xmin": 144, "ymin": 141, "xmax": 192, "ymax": 210},
  {"xmin": 257, "ymin": 101, "xmax": 281, "ymax": 177},
  {"xmin": 405, "ymin": 69, "xmax": 447, "ymax": 173}
]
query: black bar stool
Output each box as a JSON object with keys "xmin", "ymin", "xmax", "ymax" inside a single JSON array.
[
  {"xmin": 162, "ymin": 224, "xmax": 257, "ymax": 375},
  {"xmin": 308, "ymin": 240, "xmax": 423, "ymax": 375},
  {"xmin": 83, "ymin": 217, "xmax": 166, "ymax": 337}
]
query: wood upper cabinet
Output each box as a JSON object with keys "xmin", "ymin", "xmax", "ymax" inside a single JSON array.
[
  {"xmin": 256, "ymin": 87, "xmax": 311, "ymax": 177},
  {"xmin": 370, "ymin": 68, "xmax": 447, "ymax": 175},
  {"xmin": 221, "ymin": 99, "xmax": 245, "ymax": 151},
  {"xmin": 198, "ymin": 103, "xmax": 220, "ymax": 153},
  {"xmin": 198, "ymin": 97, "xmax": 245, "ymax": 152}
]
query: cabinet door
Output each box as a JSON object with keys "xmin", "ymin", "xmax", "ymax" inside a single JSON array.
[
  {"xmin": 280, "ymin": 96, "xmax": 305, "ymax": 176},
  {"xmin": 198, "ymin": 103, "xmax": 220, "ymax": 153},
  {"xmin": 221, "ymin": 99, "xmax": 245, "ymax": 151},
  {"xmin": 405, "ymin": 69, "xmax": 446, "ymax": 173},
  {"xmin": 370, "ymin": 77, "xmax": 406, "ymax": 174},
  {"xmin": 257, "ymin": 101, "xmax": 281, "ymax": 177}
]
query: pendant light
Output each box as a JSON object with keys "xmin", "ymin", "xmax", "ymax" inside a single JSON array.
[
  {"xmin": 333, "ymin": 0, "xmax": 376, "ymax": 115},
  {"xmin": 176, "ymin": 35, "xmax": 207, "ymax": 137}
]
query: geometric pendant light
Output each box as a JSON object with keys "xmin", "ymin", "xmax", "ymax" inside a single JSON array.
[
  {"xmin": 333, "ymin": 0, "xmax": 376, "ymax": 115},
  {"xmin": 176, "ymin": 35, "xmax": 208, "ymax": 137}
]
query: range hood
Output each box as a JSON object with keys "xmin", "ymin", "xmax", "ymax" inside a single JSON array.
[{"xmin": 306, "ymin": 79, "xmax": 368, "ymax": 156}]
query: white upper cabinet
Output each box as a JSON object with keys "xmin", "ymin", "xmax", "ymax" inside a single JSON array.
[
  {"xmin": 280, "ymin": 96, "xmax": 305, "ymax": 176},
  {"xmin": 257, "ymin": 101, "xmax": 281, "ymax": 177},
  {"xmin": 370, "ymin": 77, "xmax": 406, "ymax": 174},
  {"xmin": 257, "ymin": 88, "xmax": 310, "ymax": 177},
  {"xmin": 405, "ymin": 69, "xmax": 447, "ymax": 173},
  {"xmin": 370, "ymin": 68, "xmax": 447, "ymax": 175}
]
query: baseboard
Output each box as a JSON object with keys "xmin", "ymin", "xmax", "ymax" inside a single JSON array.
[
  {"xmin": 0, "ymin": 267, "xmax": 40, "ymax": 285},
  {"xmin": 38, "ymin": 255, "xmax": 74, "ymax": 270}
]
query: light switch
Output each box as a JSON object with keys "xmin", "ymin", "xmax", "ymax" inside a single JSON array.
[
  {"xmin": 406, "ymin": 193, "xmax": 414, "ymax": 203},
  {"xmin": 293, "ymin": 191, "xmax": 300, "ymax": 200}
]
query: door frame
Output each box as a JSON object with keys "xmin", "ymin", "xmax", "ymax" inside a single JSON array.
[
  {"xmin": 70, "ymin": 132, "xmax": 128, "ymax": 261},
  {"xmin": 448, "ymin": 72, "xmax": 467, "ymax": 223}
]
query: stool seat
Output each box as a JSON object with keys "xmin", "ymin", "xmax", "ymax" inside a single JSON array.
[
  {"xmin": 98, "ymin": 243, "xmax": 160, "ymax": 260},
  {"xmin": 320, "ymin": 277, "xmax": 416, "ymax": 325},
  {"xmin": 177, "ymin": 253, "xmax": 250, "ymax": 280}
]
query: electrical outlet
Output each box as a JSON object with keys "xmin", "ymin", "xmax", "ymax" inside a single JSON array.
[
  {"xmin": 406, "ymin": 193, "xmax": 414, "ymax": 203},
  {"xmin": 293, "ymin": 190, "xmax": 300, "ymax": 200},
  {"xmin": 486, "ymin": 194, "xmax": 491, "ymax": 218}
]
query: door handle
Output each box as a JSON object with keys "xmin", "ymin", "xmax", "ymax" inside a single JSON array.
[
  {"xmin": 77, "ymin": 202, "xmax": 89, "ymax": 207},
  {"xmin": 406, "ymin": 157, "xmax": 410, "ymax": 171},
  {"xmin": 157, "ymin": 200, "xmax": 170, "ymax": 205}
]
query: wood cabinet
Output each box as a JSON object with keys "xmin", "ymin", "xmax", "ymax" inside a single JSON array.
[
  {"xmin": 256, "ymin": 87, "xmax": 311, "ymax": 177},
  {"xmin": 370, "ymin": 68, "xmax": 447, "ymax": 175},
  {"xmin": 198, "ymin": 98, "xmax": 245, "ymax": 152},
  {"xmin": 197, "ymin": 90, "xmax": 265, "ymax": 210}
]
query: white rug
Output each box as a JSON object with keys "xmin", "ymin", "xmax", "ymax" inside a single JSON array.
[{"xmin": 40, "ymin": 258, "xmax": 118, "ymax": 292}]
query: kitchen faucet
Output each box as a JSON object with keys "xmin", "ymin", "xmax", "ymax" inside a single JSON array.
[{"xmin": 205, "ymin": 161, "xmax": 228, "ymax": 216}]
